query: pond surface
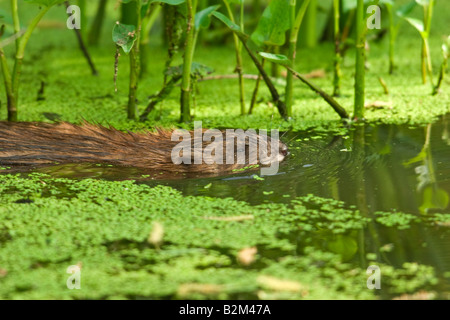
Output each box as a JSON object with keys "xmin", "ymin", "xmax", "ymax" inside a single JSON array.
[
  {"xmin": 21, "ymin": 114, "xmax": 450, "ymax": 215},
  {"xmin": 4, "ymin": 115, "xmax": 450, "ymax": 297},
  {"xmin": 147, "ymin": 115, "xmax": 449, "ymax": 296}
]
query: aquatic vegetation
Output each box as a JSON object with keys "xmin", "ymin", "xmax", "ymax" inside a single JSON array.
[
  {"xmin": 0, "ymin": 0, "xmax": 450, "ymax": 301},
  {"xmin": 0, "ymin": 173, "xmax": 445, "ymax": 299},
  {"xmin": 0, "ymin": 0, "xmax": 65, "ymax": 121}
]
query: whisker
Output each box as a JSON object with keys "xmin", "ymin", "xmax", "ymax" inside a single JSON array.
[{"xmin": 286, "ymin": 133, "xmax": 302, "ymax": 144}]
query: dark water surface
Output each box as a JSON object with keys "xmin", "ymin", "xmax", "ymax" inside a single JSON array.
[{"xmin": 6, "ymin": 115, "xmax": 450, "ymax": 297}]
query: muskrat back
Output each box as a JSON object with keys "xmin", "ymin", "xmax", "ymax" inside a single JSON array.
[{"xmin": 0, "ymin": 122, "xmax": 287, "ymax": 177}]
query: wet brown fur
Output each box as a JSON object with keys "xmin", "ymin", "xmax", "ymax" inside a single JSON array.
[{"xmin": 0, "ymin": 122, "xmax": 286, "ymax": 175}]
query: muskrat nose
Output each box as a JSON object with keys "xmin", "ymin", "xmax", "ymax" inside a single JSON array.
[{"xmin": 280, "ymin": 145, "xmax": 289, "ymax": 157}]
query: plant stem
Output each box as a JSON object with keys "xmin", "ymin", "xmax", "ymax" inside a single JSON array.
[
  {"xmin": 354, "ymin": 0, "xmax": 366, "ymax": 120},
  {"xmin": 421, "ymin": 39, "xmax": 428, "ymax": 84},
  {"xmin": 286, "ymin": 65, "xmax": 349, "ymax": 119},
  {"xmin": 140, "ymin": 75, "xmax": 182, "ymax": 121},
  {"xmin": 386, "ymin": 3, "xmax": 395, "ymax": 74},
  {"xmin": 127, "ymin": 0, "xmax": 142, "ymax": 120},
  {"xmin": 180, "ymin": 0, "xmax": 198, "ymax": 122},
  {"xmin": 333, "ymin": 0, "xmax": 342, "ymax": 96},
  {"xmin": 421, "ymin": 0, "xmax": 435, "ymax": 84},
  {"xmin": 432, "ymin": 57, "xmax": 447, "ymax": 95},
  {"xmin": 78, "ymin": 0, "xmax": 87, "ymax": 39},
  {"xmin": 286, "ymin": 0, "xmax": 296, "ymax": 117},
  {"xmin": 87, "ymin": 0, "xmax": 108, "ymax": 46},
  {"xmin": 65, "ymin": 1, "xmax": 97, "ymax": 76},
  {"xmin": 237, "ymin": 34, "xmax": 287, "ymax": 119},
  {"xmin": 11, "ymin": 0, "xmax": 20, "ymax": 52},
  {"xmin": 9, "ymin": 6, "xmax": 50, "ymax": 121},
  {"xmin": 286, "ymin": 0, "xmax": 310, "ymax": 117},
  {"xmin": 140, "ymin": 3, "xmax": 162, "ymax": 77},
  {"xmin": 301, "ymin": 0, "xmax": 317, "ymax": 48},
  {"xmin": 0, "ymin": 47, "xmax": 15, "ymax": 121},
  {"xmin": 249, "ymin": 58, "xmax": 265, "ymax": 115},
  {"xmin": 423, "ymin": 37, "xmax": 434, "ymax": 88},
  {"xmin": 223, "ymin": 0, "xmax": 245, "ymax": 115}
]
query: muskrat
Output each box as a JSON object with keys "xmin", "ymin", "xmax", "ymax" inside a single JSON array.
[{"xmin": 0, "ymin": 121, "xmax": 287, "ymax": 178}]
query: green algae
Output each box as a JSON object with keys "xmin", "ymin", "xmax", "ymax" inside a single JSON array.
[
  {"xmin": 374, "ymin": 211, "xmax": 422, "ymax": 230},
  {"xmin": 0, "ymin": 0, "xmax": 449, "ymax": 300},
  {"xmin": 0, "ymin": 173, "xmax": 444, "ymax": 299}
]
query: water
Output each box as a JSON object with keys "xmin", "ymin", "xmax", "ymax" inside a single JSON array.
[
  {"xmin": 5, "ymin": 115, "xmax": 450, "ymax": 297},
  {"xmin": 143, "ymin": 117, "xmax": 450, "ymax": 215}
]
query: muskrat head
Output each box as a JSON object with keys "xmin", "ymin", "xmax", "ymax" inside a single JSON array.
[
  {"xmin": 243, "ymin": 130, "xmax": 288, "ymax": 175},
  {"xmin": 170, "ymin": 129, "xmax": 288, "ymax": 176}
]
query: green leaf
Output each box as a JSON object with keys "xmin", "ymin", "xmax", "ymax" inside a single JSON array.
[
  {"xmin": 166, "ymin": 62, "xmax": 214, "ymax": 78},
  {"xmin": 443, "ymin": 36, "xmax": 450, "ymax": 58},
  {"xmin": 250, "ymin": 0, "xmax": 290, "ymax": 47},
  {"xmin": 404, "ymin": 17, "xmax": 425, "ymax": 34},
  {"xmin": 415, "ymin": 0, "xmax": 430, "ymax": 7},
  {"xmin": 258, "ymin": 52, "xmax": 291, "ymax": 66},
  {"xmin": 150, "ymin": 0, "xmax": 186, "ymax": 5},
  {"xmin": 195, "ymin": 5, "xmax": 220, "ymax": 31},
  {"xmin": 24, "ymin": 0, "xmax": 66, "ymax": 6},
  {"xmin": 190, "ymin": 62, "xmax": 215, "ymax": 77},
  {"xmin": 327, "ymin": 235, "xmax": 358, "ymax": 262},
  {"xmin": 403, "ymin": 148, "xmax": 427, "ymax": 166},
  {"xmin": 420, "ymin": 186, "xmax": 449, "ymax": 214},
  {"xmin": 212, "ymin": 11, "xmax": 242, "ymax": 34},
  {"xmin": 112, "ymin": 23, "xmax": 137, "ymax": 54}
]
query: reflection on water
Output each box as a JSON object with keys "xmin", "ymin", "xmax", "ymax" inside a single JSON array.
[
  {"xmin": 4, "ymin": 114, "xmax": 450, "ymax": 297},
  {"xmin": 148, "ymin": 115, "xmax": 450, "ymax": 296},
  {"xmin": 144, "ymin": 117, "xmax": 450, "ymax": 216},
  {"xmin": 13, "ymin": 114, "xmax": 450, "ymax": 213}
]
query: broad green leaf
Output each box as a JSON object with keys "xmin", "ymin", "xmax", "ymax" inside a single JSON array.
[
  {"xmin": 419, "ymin": 186, "xmax": 449, "ymax": 214},
  {"xmin": 24, "ymin": 0, "xmax": 66, "ymax": 6},
  {"xmin": 403, "ymin": 148, "xmax": 427, "ymax": 166},
  {"xmin": 258, "ymin": 52, "xmax": 291, "ymax": 66},
  {"xmin": 190, "ymin": 62, "xmax": 215, "ymax": 77},
  {"xmin": 212, "ymin": 11, "xmax": 242, "ymax": 34},
  {"xmin": 404, "ymin": 17, "xmax": 425, "ymax": 33},
  {"xmin": 415, "ymin": 0, "xmax": 430, "ymax": 7},
  {"xmin": 150, "ymin": 0, "xmax": 186, "ymax": 5},
  {"xmin": 327, "ymin": 235, "xmax": 358, "ymax": 262},
  {"xmin": 166, "ymin": 62, "xmax": 214, "ymax": 78},
  {"xmin": 195, "ymin": 5, "xmax": 220, "ymax": 31},
  {"xmin": 250, "ymin": 0, "xmax": 290, "ymax": 47},
  {"xmin": 442, "ymin": 36, "xmax": 450, "ymax": 59},
  {"xmin": 112, "ymin": 23, "xmax": 137, "ymax": 54}
]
